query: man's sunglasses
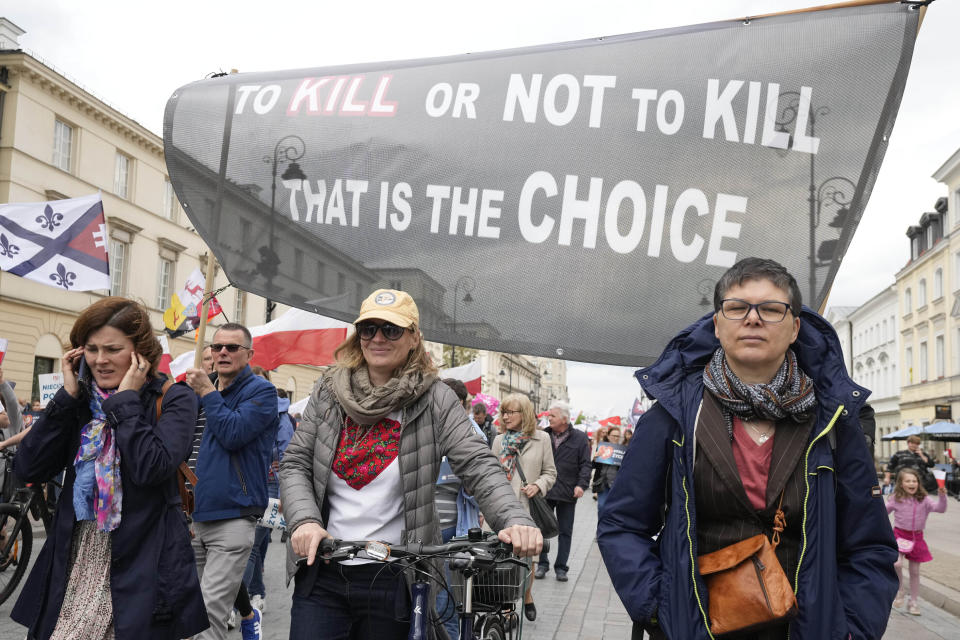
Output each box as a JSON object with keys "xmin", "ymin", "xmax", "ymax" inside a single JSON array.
[
  {"xmin": 210, "ymin": 343, "xmax": 250, "ymax": 353},
  {"xmin": 356, "ymin": 322, "xmax": 409, "ymax": 341}
]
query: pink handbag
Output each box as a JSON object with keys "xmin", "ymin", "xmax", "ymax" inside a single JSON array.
[{"xmin": 895, "ymin": 501, "xmax": 917, "ymax": 554}]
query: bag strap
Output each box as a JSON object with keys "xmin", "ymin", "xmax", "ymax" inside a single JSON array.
[
  {"xmin": 515, "ymin": 459, "xmax": 528, "ymax": 484},
  {"xmin": 154, "ymin": 380, "xmax": 200, "ymax": 490}
]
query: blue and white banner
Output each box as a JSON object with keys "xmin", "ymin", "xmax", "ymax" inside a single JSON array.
[{"xmin": 0, "ymin": 193, "xmax": 110, "ymax": 292}]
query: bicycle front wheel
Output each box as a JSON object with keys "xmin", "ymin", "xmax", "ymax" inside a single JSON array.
[
  {"xmin": 479, "ymin": 617, "xmax": 505, "ymax": 640},
  {"xmin": 0, "ymin": 503, "xmax": 32, "ymax": 605}
]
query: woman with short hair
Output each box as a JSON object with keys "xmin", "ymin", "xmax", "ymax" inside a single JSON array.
[
  {"xmin": 10, "ymin": 297, "xmax": 207, "ymax": 640},
  {"xmin": 599, "ymin": 258, "xmax": 898, "ymax": 640},
  {"xmin": 280, "ymin": 289, "xmax": 540, "ymax": 640},
  {"xmin": 491, "ymin": 393, "xmax": 556, "ymax": 621}
]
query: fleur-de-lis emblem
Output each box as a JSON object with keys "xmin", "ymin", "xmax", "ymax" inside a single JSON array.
[
  {"xmin": 49, "ymin": 263, "xmax": 76, "ymax": 289},
  {"xmin": 36, "ymin": 204, "xmax": 64, "ymax": 232},
  {"xmin": 0, "ymin": 233, "xmax": 19, "ymax": 258}
]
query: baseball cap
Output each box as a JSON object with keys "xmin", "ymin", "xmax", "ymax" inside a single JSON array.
[{"xmin": 354, "ymin": 289, "xmax": 419, "ymax": 328}]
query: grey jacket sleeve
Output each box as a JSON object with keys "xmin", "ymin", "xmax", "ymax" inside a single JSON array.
[
  {"xmin": 278, "ymin": 382, "xmax": 327, "ymax": 533},
  {"xmin": 0, "ymin": 382, "xmax": 21, "ymax": 434},
  {"xmin": 435, "ymin": 385, "xmax": 536, "ymax": 531}
]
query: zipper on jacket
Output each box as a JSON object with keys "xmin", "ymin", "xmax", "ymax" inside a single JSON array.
[
  {"xmin": 787, "ymin": 404, "xmax": 844, "ymax": 640},
  {"xmin": 231, "ymin": 455, "xmax": 248, "ymax": 495},
  {"xmin": 682, "ymin": 469, "xmax": 715, "ymax": 639}
]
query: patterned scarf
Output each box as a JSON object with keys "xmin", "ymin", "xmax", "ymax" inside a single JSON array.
[
  {"xmin": 332, "ymin": 415, "xmax": 402, "ymax": 490},
  {"xmin": 702, "ymin": 347, "xmax": 817, "ymax": 440},
  {"xmin": 499, "ymin": 429, "xmax": 531, "ymax": 480},
  {"xmin": 73, "ymin": 383, "xmax": 122, "ymax": 532}
]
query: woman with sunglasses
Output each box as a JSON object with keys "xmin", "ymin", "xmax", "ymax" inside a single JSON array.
[
  {"xmin": 10, "ymin": 297, "xmax": 208, "ymax": 640},
  {"xmin": 598, "ymin": 258, "xmax": 898, "ymax": 640},
  {"xmin": 490, "ymin": 393, "xmax": 556, "ymax": 621},
  {"xmin": 280, "ymin": 289, "xmax": 541, "ymax": 640}
]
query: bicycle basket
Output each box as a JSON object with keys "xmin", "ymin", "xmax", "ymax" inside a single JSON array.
[{"xmin": 451, "ymin": 558, "xmax": 529, "ymax": 608}]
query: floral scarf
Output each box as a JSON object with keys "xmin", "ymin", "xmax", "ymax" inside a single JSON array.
[
  {"xmin": 73, "ymin": 383, "xmax": 122, "ymax": 532},
  {"xmin": 499, "ymin": 429, "xmax": 531, "ymax": 480},
  {"xmin": 702, "ymin": 347, "xmax": 817, "ymax": 440},
  {"xmin": 332, "ymin": 415, "xmax": 402, "ymax": 489}
]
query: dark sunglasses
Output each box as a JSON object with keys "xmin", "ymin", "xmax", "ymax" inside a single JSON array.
[
  {"xmin": 210, "ymin": 343, "xmax": 250, "ymax": 353},
  {"xmin": 356, "ymin": 321, "xmax": 409, "ymax": 341}
]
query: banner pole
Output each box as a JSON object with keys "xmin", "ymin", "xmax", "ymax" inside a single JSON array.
[{"xmin": 194, "ymin": 253, "xmax": 218, "ymax": 369}]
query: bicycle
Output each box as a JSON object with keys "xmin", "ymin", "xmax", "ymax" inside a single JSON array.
[
  {"xmin": 318, "ymin": 528, "xmax": 541, "ymax": 640},
  {"xmin": 0, "ymin": 449, "xmax": 60, "ymax": 605}
]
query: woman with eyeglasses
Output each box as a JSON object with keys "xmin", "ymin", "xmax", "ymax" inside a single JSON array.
[
  {"xmin": 598, "ymin": 258, "xmax": 898, "ymax": 640},
  {"xmin": 591, "ymin": 426, "xmax": 621, "ymax": 512},
  {"xmin": 490, "ymin": 393, "xmax": 557, "ymax": 621},
  {"xmin": 10, "ymin": 297, "xmax": 208, "ymax": 640},
  {"xmin": 279, "ymin": 289, "xmax": 541, "ymax": 640}
]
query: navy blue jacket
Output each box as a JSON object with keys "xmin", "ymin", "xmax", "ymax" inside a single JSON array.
[
  {"xmin": 193, "ymin": 366, "xmax": 279, "ymax": 522},
  {"xmin": 598, "ymin": 308, "xmax": 898, "ymax": 640},
  {"xmin": 543, "ymin": 424, "xmax": 592, "ymax": 502},
  {"xmin": 11, "ymin": 377, "xmax": 208, "ymax": 640}
]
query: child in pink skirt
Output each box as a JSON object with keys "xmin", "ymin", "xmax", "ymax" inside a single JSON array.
[{"xmin": 886, "ymin": 467, "xmax": 948, "ymax": 615}]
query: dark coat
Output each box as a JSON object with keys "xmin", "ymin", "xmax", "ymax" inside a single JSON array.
[
  {"xmin": 543, "ymin": 424, "xmax": 591, "ymax": 502},
  {"xmin": 597, "ymin": 308, "xmax": 899, "ymax": 640},
  {"xmin": 11, "ymin": 377, "xmax": 208, "ymax": 640}
]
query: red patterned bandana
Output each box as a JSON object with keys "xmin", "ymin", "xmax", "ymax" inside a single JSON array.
[{"xmin": 332, "ymin": 416, "xmax": 402, "ymax": 490}]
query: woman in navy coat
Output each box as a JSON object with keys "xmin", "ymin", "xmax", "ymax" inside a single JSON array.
[{"xmin": 10, "ymin": 297, "xmax": 208, "ymax": 639}]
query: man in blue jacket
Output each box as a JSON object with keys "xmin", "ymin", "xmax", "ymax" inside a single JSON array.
[{"xmin": 186, "ymin": 323, "xmax": 279, "ymax": 640}]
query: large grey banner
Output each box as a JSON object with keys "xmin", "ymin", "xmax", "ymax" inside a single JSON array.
[{"xmin": 164, "ymin": 1, "xmax": 919, "ymax": 366}]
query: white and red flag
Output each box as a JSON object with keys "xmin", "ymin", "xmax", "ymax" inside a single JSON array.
[
  {"xmin": 0, "ymin": 193, "xmax": 109, "ymax": 291},
  {"xmin": 249, "ymin": 308, "xmax": 350, "ymax": 370},
  {"xmin": 0, "ymin": 338, "xmax": 7, "ymax": 366},
  {"xmin": 439, "ymin": 359, "xmax": 481, "ymax": 395}
]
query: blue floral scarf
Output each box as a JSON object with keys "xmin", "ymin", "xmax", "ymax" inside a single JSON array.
[{"xmin": 73, "ymin": 383, "xmax": 122, "ymax": 531}]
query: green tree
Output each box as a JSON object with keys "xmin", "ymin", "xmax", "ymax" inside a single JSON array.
[{"xmin": 442, "ymin": 345, "xmax": 479, "ymax": 369}]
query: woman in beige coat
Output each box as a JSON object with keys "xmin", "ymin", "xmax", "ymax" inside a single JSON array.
[{"xmin": 491, "ymin": 393, "xmax": 557, "ymax": 622}]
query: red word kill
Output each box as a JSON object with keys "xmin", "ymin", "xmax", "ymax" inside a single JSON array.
[{"xmin": 286, "ymin": 75, "xmax": 397, "ymax": 116}]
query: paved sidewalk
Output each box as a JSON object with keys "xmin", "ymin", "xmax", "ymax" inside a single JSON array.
[{"xmin": 1, "ymin": 490, "xmax": 958, "ymax": 638}]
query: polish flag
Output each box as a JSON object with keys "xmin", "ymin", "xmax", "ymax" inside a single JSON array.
[
  {"xmin": 0, "ymin": 338, "xmax": 7, "ymax": 366},
  {"xmin": 157, "ymin": 335, "xmax": 173, "ymax": 376},
  {"xmin": 249, "ymin": 308, "xmax": 350, "ymax": 370},
  {"xmin": 168, "ymin": 352, "xmax": 193, "ymax": 382},
  {"xmin": 598, "ymin": 415, "xmax": 622, "ymax": 427},
  {"xmin": 439, "ymin": 359, "xmax": 482, "ymax": 395}
]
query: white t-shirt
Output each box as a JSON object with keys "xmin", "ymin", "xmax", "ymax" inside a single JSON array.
[{"xmin": 324, "ymin": 410, "xmax": 405, "ymax": 551}]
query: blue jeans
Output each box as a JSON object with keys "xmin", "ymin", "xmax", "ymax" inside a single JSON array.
[
  {"xmin": 435, "ymin": 526, "xmax": 459, "ymax": 640},
  {"xmin": 242, "ymin": 526, "xmax": 271, "ymax": 598},
  {"xmin": 290, "ymin": 560, "xmax": 410, "ymax": 640},
  {"xmin": 538, "ymin": 499, "xmax": 577, "ymax": 572}
]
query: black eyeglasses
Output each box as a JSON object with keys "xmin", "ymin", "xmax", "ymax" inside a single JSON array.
[
  {"xmin": 356, "ymin": 321, "xmax": 409, "ymax": 341},
  {"xmin": 719, "ymin": 299, "xmax": 793, "ymax": 323},
  {"xmin": 501, "ymin": 409, "xmax": 522, "ymax": 416},
  {"xmin": 210, "ymin": 343, "xmax": 250, "ymax": 353}
]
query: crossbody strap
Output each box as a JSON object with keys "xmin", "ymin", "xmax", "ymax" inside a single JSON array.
[{"xmin": 154, "ymin": 380, "xmax": 200, "ymax": 490}]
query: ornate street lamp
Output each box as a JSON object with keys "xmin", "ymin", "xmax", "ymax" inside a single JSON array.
[
  {"xmin": 450, "ymin": 275, "xmax": 475, "ymax": 367},
  {"xmin": 261, "ymin": 135, "xmax": 306, "ymax": 321},
  {"xmin": 775, "ymin": 92, "xmax": 855, "ymax": 306}
]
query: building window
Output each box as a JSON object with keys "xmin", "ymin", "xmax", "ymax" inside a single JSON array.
[
  {"xmin": 904, "ymin": 288, "xmax": 912, "ymax": 313},
  {"xmin": 936, "ymin": 334, "xmax": 945, "ymax": 379},
  {"xmin": 934, "ymin": 268, "xmax": 944, "ymax": 299},
  {"xmin": 114, "ymin": 153, "xmax": 131, "ymax": 198},
  {"xmin": 294, "ymin": 248, "xmax": 304, "ymax": 279},
  {"xmin": 317, "ymin": 262, "xmax": 326, "ymax": 294},
  {"xmin": 52, "ymin": 119, "xmax": 73, "ymax": 172},
  {"xmin": 109, "ymin": 239, "xmax": 127, "ymax": 296},
  {"xmin": 163, "ymin": 179, "xmax": 177, "ymax": 220},
  {"xmin": 337, "ymin": 272, "xmax": 346, "ymax": 295},
  {"xmin": 918, "ymin": 280, "xmax": 927, "ymax": 307},
  {"xmin": 234, "ymin": 291, "xmax": 246, "ymax": 324},
  {"xmin": 155, "ymin": 257, "xmax": 174, "ymax": 310},
  {"xmin": 919, "ymin": 341, "xmax": 928, "ymax": 383},
  {"xmin": 905, "ymin": 346, "xmax": 913, "ymax": 385}
]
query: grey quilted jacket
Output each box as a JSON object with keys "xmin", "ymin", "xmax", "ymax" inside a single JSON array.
[{"xmin": 279, "ymin": 377, "xmax": 535, "ymax": 583}]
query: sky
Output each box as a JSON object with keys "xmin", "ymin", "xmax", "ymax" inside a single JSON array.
[{"xmin": 4, "ymin": 0, "xmax": 958, "ymax": 418}]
